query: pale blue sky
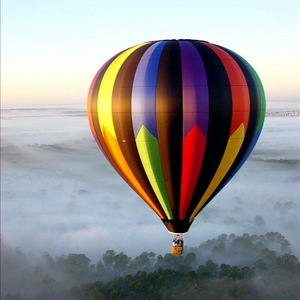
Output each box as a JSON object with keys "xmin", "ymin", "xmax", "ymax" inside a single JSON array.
[{"xmin": 1, "ymin": 0, "xmax": 299, "ymax": 106}]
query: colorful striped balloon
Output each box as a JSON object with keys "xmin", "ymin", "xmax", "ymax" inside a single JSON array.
[{"xmin": 87, "ymin": 39, "xmax": 265, "ymax": 234}]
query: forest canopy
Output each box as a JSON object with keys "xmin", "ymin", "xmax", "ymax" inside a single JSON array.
[{"xmin": 1, "ymin": 232, "xmax": 300, "ymax": 300}]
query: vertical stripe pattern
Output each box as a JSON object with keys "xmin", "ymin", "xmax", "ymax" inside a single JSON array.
[{"xmin": 87, "ymin": 40, "xmax": 266, "ymax": 233}]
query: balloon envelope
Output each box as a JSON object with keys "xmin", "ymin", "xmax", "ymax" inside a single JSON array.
[{"xmin": 87, "ymin": 39, "xmax": 265, "ymax": 233}]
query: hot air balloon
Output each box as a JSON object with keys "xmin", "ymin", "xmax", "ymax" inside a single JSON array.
[{"xmin": 87, "ymin": 39, "xmax": 265, "ymax": 255}]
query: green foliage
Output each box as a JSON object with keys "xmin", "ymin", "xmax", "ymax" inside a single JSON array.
[
  {"xmin": 1, "ymin": 232, "xmax": 300, "ymax": 300},
  {"xmin": 129, "ymin": 251, "xmax": 156, "ymax": 273},
  {"xmin": 74, "ymin": 262, "xmax": 299, "ymax": 300},
  {"xmin": 64, "ymin": 254, "xmax": 91, "ymax": 281}
]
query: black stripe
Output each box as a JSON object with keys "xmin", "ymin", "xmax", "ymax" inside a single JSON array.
[
  {"xmin": 186, "ymin": 41, "xmax": 232, "ymax": 218},
  {"xmin": 156, "ymin": 41, "xmax": 183, "ymax": 218}
]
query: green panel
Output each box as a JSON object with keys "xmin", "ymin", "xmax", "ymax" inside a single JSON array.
[{"xmin": 136, "ymin": 126, "xmax": 173, "ymax": 219}]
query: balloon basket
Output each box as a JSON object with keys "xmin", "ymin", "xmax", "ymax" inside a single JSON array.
[{"xmin": 171, "ymin": 234, "xmax": 184, "ymax": 256}]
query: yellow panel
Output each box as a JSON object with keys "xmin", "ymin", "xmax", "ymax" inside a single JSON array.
[
  {"xmin": 136, "ymin": 127, "xmax": 173, "ymax": 219},
  {"xmin": 190, "ymin": 124, "xmax": 245, "ymax": 219},
  {"xmin": 102, "ymin": 128, "xmax": 164, "ymax": 219},
  {"xmin": 97, "ymin": 43, "xmax": 147, "ymax": 138}
]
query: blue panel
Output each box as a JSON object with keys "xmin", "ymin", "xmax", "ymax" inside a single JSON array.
[{"xmin": 132, "ymin": 41, "xmax": 166, "ymax": 138}]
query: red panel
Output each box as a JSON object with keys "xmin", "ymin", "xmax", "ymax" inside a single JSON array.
[
  {"xmin": 179, "ymin": 126, "xmax": 206, "ymax": 219},
  {"xmin": 203, "ymin": 43, "xmax": 250, "ymax": 135}
]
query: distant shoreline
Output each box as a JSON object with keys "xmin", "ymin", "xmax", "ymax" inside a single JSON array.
[{"xmin": 266, "ymin": 111, "xmax": 300, "ymax": 117}]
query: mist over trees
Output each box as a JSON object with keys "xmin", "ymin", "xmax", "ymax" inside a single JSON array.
[{"xmin": 2, "ymin": 232, "xmax": 300, "ymax": 300}]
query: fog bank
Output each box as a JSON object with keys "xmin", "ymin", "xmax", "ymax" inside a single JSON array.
[{"xmin": 1, "ymin": 101, "xmax": 299, "ymax": 260}]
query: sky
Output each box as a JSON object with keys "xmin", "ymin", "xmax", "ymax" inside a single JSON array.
[{"xmin": 1, "ymin": 0, "xmax": 300, "ymax": 107}]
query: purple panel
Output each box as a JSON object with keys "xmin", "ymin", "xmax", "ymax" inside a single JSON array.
[{"xmin": 179, "ymin": 41, "xmax": 209, "ymax": 137}]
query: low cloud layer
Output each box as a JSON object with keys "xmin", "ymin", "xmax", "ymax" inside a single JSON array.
[{"xmin": 1, "ymin": 102, "xmax": 299, "ymax": 261}]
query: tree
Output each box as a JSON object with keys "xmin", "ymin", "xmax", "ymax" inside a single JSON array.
[
  {"xmin": 219, "ymin": 264, "xmax": 231, "ymax": 278},
  {"xmin": 113, "ymin": 252, "xmax": 130, "ymax": 275},
  {"xmin": 276, "ymin": 254, "xmax": 299, "ymax": 272},
  {"xmin": 264, "ymin": 232, "xmax": 291, "ymax": 253},
  {"xmin": 89, "ymin": 288, "xmax": 106, "ymax": 300},
  {"xmin": 64, "ymin": 254, "xmax": 91, "ymax": 282},
  {"xmin": 102, "ymin": 250, "xmax": 116, "ymax": 273},
  {"xmin": 155, "ymin": 253, "xmax": 184, "ymax": 271},
  {"xmin": 129, "ymin": 252, "xmax": 156, "ymax": 272},
  {"xmin": 42, "ymin": 252, "xmax": 55, "ymax": 269},
  {"xmin": 253, "ymin": 259, "xmax": 267, "ymax": 272},
  {"xmin": 95, "ymin": 260, "xmax": 106, "ymax": 279},
  {"xmin": 101, "ymin": 250, "xmax": 131, "ymax": 277},
  {"xmin": 183, "ymin": 252, "xmax": 197, "ymax": 271},
  {"xmin": 197, "ymin": 259, "xmax": 219, "ymax": 278}
]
